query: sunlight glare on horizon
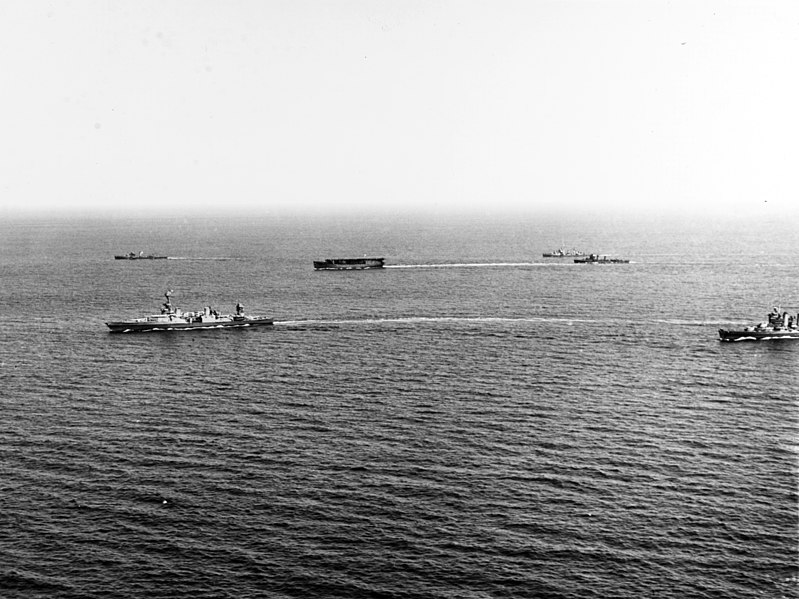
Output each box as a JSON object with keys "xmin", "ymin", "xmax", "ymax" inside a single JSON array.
[{"xmin": 1, "ymin": 1, "xmax": 797, "ymax": 218}]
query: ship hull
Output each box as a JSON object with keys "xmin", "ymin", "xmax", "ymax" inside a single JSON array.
[
  {"xmin": 719, "ymin": 328, "xmax": 799, "ymax": 342},
  {"xmin": 106, "ymin": 318, "xmax": 274, "ymax": 333}
]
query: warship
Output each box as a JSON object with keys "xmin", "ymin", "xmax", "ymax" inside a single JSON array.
[
  {"xmin": 719, "ymin": 307, "xmax": 799, "ymax": 341},
  {"xmin": 106, "ymin": 291, "xmax": 273, "ymax": 333},
  {"xmin": 114, "ymin": 252, "xmax": 167, "ymax": 260},
  {"xmin": 313, "ymin": 257, "xmax": 385, "ymax": 270},
  {"xmin": 574, "ymin": 254, "xmax": 630, "ymax": 264}
]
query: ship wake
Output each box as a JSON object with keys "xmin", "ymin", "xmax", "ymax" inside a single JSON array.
[
  {"xmin": 275, "ymin": 316, "xmax": 600, "ymax": 327},
  {"xmin": 386, "ymin": 262, "xmax": 556, "ymax": 269},
  {"xmin": 166, "ymin": 256, "xmax": 236, "ymax": 261}
]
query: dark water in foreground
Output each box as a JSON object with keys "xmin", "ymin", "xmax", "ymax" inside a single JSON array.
[{"xmin": 1, "ymin": 213, "xmax": 797, "ymax": 598}]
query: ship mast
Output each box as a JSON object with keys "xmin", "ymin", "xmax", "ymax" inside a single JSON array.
[{"xmin": 162, "ymin": 289, "xmax": 174, "ymax": 314}]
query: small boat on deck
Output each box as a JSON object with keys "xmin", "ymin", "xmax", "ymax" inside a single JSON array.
[
  {"xmin": 719, "ymin": 307, "xmax": 799, "ymax": 341},
  {"xmin": 106, "ymin": 291, "xmax": 273, "ymax": 333}
]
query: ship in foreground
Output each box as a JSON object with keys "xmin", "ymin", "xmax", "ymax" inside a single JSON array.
[
  {"xmin": 114, "ymin": 251, "xmax": 167, "ymax": 260},
  {"xmin": 106, "ymin": 291, "xmax": 273, "ymax": 333},
  {"xmin": 719, "ymin": 307, "xmax": 799, "ymax": 341},
  {"xmin": 313, "ymin": 257, "xmax": 385, "ymax": 270},
  {"xmin": 574, "ymin": 254, "xmax": 630, "ymax": 264}
]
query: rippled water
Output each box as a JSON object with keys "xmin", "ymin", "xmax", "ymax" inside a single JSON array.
[{"xmin": 1, "ymin": 213, "xmax": 797, "ymax": 598}]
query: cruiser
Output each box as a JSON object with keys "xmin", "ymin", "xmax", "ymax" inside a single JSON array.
[
  {"xmin": 106, "ymin": 291, "xmax": 273, "ymax": 333},
  {"xmin": 719, "ymin": 307, "xmax": 799, "ymax": 341},
  {"xmin": 574, "ymin": 254, "xmax": 630, "ymax": 264},
  {"xmin": 313, "ymin": 257, "xmax": 385, "ymax": 270}
]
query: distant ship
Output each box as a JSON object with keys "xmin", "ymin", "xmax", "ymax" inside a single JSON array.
[
  {"xmin": 115, "ymin": 252, "xmax": 167, "ymax": 260},
  {"xmin": 106, "ymin": 291, "xmax": 273, "ymax": 333},
  {"xmin": 719, "ymin": 307, "xmax": 799, "ymax": 341},
  {"xmin": 313, "ymin": 258, "xmax": 385, "ymax": 270},
  {"xmin": 542, "ymin": 247, "xmax": 585, "ymax": 258},
  {"xmin": 574, "ymin": 254, "xmax": 630, "ymax": 264}
]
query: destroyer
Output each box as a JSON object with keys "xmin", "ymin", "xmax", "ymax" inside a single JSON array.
[
  {"xmin": 114, "ymin": 252, "xmax": 167, "ymax": 260},
  {"xmin": 574, "ymin": 254, "xmax": 630, "ymax": 264},
  {"xmin": 719, "ymin": 307, "xmax": 799, "ymax": 341},
  {"xmin": 106, "ymin": 291, "xmax": 273, "ymax": 333},
  {"xmin": 313, "ymin": 257, "xmax": 385, "ymax": 270}
]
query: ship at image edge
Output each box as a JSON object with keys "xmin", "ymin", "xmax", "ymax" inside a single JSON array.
[
  {"xmin": 719, "ymin": 306, "xmax": 799, "ymax": 341},
  {"xmin": 313, "ymin": 257, "xmax": 385, "ymax": 270}
]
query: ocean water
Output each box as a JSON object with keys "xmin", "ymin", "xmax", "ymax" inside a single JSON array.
[{"xmin": 1, "ymin": 212, "xmax": 797, "ymax": 599}]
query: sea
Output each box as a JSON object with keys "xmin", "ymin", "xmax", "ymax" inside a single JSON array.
[{"xmin": 1, "ymin": 211, "xmax": 797, "ymax": 599}]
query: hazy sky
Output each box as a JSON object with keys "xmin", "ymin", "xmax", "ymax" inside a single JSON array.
[{"xmin": 1, "ymin": 1, "xmax": 797, "ymax": 217}]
